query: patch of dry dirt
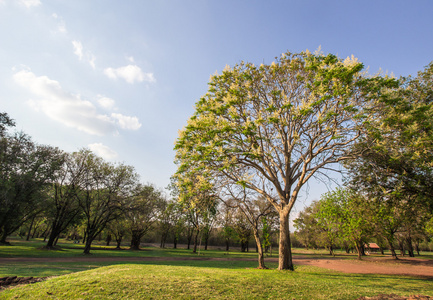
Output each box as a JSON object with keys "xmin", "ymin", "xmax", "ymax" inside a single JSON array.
[{"xmin": 292, "ymin": 256, "xmax": 433, "ymax": 279}]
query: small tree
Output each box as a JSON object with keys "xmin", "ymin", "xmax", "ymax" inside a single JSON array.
[{"xmin": 125, "ymin": 184, "xmax": 165, "ymax": 250}]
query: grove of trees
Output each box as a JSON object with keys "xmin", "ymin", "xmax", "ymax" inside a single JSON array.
[{"xmin": 1, "ymin": 51, "xmax": 432, "ymax": 271}]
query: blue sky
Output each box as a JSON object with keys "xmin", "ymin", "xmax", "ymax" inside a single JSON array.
[{"xmin": 1, "ymin": 1, "xmax": 432, "ymax": 216}]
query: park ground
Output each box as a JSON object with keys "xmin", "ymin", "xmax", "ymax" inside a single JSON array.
[{"xmin": 0, "ymin": 238, "xmax": 432, "ymax": 299}]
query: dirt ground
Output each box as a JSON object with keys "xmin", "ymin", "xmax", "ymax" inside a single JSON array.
[{"xmin": 1, "ymin": 254, "xmax": 432, "ymax": 279}]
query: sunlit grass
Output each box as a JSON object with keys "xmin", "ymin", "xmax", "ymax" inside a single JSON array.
[{"xmin": 1, "ymin": 263, "xmax": 432, "ymax": 300}]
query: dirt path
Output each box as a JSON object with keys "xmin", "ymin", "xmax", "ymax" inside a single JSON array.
[
  {"xmin": 1, "ymin": 255, "xmax": 433, "ymax": 279},
  {"xmin": 292, "ymin": 256, "xmax": 433, "ymax": 279}
]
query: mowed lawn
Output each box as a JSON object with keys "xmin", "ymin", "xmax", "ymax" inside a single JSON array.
[{"xmin": 1, "ymin": 239, "xmax": 433, "ymax": 299}]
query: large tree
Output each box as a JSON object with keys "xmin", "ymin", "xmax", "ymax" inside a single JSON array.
[
  {"xmin": 76, "ymin": 150, "xmax": 138, "ymax": 254},
  {"xmin": 174, "ymin": 51, "xmax": 392, "ymax": 269},
  {"xmin": 0, "ymin": 132, "xmax": 63, "ymax": 244},
  {"xmin": 45, "ymin": 151, "xmax": 86, "ymax": 249}
]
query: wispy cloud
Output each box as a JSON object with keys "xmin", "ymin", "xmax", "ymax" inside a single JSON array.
[
  {"xmin": 104, "ymin": 64, "xmax": 155, "ymax": 84},
  {"xmin": 13, "ymin": 69, "xmax": 141, "ymax": 136},
  {"xmin": 72, "ymin": 40, "xmax": 83, "ymax": 60},
  {"xmin": 71, "ymin": 40, "xmax": 96, "ymax": 69},
  {"xmin": 19, "ymin": 0, "xmax": 41, "ymax": 8},
  {"xmin": 88, "ymin": 143, "xmax": 118, "ymax": 160},
  {"xmin": 51, "ymin": 13, "xmax": 67, "ymax": 34}
]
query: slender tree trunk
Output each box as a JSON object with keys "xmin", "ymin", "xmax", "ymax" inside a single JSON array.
[
  {"xmin": 82, "ymin": 231, "xmax": 87, "ymax": 244},
  {"xmin": 204, "ymin": 235, "xmax": 209, "ymax": 251},
  {"xmin": 106, "ymin": 234, "xmax": 111, "ymax": 246},
  {"xmin": 406, "ymin": 237, "xmax": 415, "ymax": 257},
  {"xmin": 278, "ymin": 211, "xmax": 293, "ymax": 270},
  {"xmin": 387, "ymin": 239, "xmax": 398, "ymax": 260},
  {"xmin": 225, "ymin": 239, "xmax": 230, "ymax": 251},
  {"xmin": 187, "ymin": 230, "xmax": 192, "ymax": 250},
  {"xmin": 173, "ymin": 235, "xmax": 177, "ymax": 249},
  {"xmin": 192, "ymin": 230, "xmax": 199, "ymax": 253},
  {"xmin": 415, "ymin": 242, "xmax": 420, "ymax": 256},
  {"xmin": 398, "ymin": 240, "xmax": 405, "ymax": 256},
  {"xmin": 355, "ymin": 241, "xmax": 363, "ymax": 260},
  {"xmin": 252, "ymin": 228, "xmax": 266, "ymax": 269},
  {"xmin": 26, "ymin": 216, "xmax": 35, "ymax": 241}
]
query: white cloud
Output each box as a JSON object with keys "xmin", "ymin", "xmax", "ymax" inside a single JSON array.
[
  {"xmin": 13, "ymin": 69, "xmax": 141, "ymax": 135},
  {"xmin": 71, "ymin": 40, "xmax": 96, "ymax": 69},
  {"xmin": 104, "ymin": 64, "xmax": 155, "ymax": 84},
  {"xmin": 72, "ymin": 40, "xmax": 83, "ymax": 60},
  {"xmin": 111, "ymin": 113, "xmax": 142, "ymax": 130},
  {"xmin": 89, "ymin": 54, "xmax": 96, "ymax": 69},
  {"xmin": 51, "ymin": 13, "xmax": 67, "ymax": 34},
  {"xmin": 97, "ymin": 95, "xmax": 116, "ymax": 110},
  {"xmin": 88, "ymin": 143, "xmax": 118, "ymax": 160},
  {"xmin": 19, "ymin": 0, "xmax": 41, "ymax": 8}
]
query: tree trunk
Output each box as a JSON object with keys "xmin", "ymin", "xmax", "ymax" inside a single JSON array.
[
  {"xmin": 398, "ymin": 240, "xmax": 405, "ymax": 256},
  {"xmin": 225, "ymin": 239, "xmax": 229, "ymax": 251},
  {"xmin": 46, "ymin": 231, "xmax": 58, "ymax": 249},
  {"xmin": 192, "ymin": 231, "xmax": 199, "ymax": 253},
  {"xmin": 115, "ymin": 237, "xmax": 122, "ymax": 249},
  {"xmin": 187, "ymin": 231, "xmax": 192, "ymax": 250},
  {"xmin": 0, "ymin": 228, "xmax": 10, "ymax": 245},
  {"xmin": 173, "ymin": 235, "xmax": 177, "ymax": 249},
  {"xmin": 83, "ymin": 238, "xmax": 92, "ymax": 254},
  {"xmin": 278, "ymin": 211, "xmax": 293, "ymax": 270},
  {"xmin": 355, "ymin": 242, "xmax": 362, "ymax": 260},
  {"xmin": 26, "ymin": 216, "xmax": 35, "ymax": 241},
  {"xmin": 415, "ymin": 242, "xmax": 420, "ymax": 256},
  {"xmin": 252, "ymin": 228, "xmax": 266, "ymax": 269},
  {"xmin": 130, "ymin": 234, "xmax": 141, "ymax": 250},
  {"xmin": 106, "ymin": 234, "xmax": 111, "ymax": 246},
  {"xmin": 204, "ymin": 236, "xmax": 209, "ymax": 251},
  {"xmin": 386, "ymin": 238, "xmax": 398, "ymax": 260},
  {"xmin": 54, "ymin": 235, "xmax": 60, "ymax": 246},
  {"xmin": 406, "ymin": 237, "xmax": 415, "ymax": 257}
]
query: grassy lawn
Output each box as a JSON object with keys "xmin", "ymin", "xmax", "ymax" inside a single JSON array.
[
  {"xmin": 1, "ymin": 263, "xmax": 432, "ymax": 300},
  {"xmin": 1, "ymin": 238, "xmax": 433, "ymax": 299}
]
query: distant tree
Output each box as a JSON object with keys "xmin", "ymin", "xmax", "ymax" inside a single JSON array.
[
  {"xmin": 317, "ymin": 188, "xmax": 374, "ymax": 259},
  {"xmin": 221, "ymin": 185, "xmax": 275, "ymax": 268},
  {"xmin": 126, "ymin": 184, "xmax": 165, "ymax": 250},
  {"xmin": 294, "ymin": 201, "xmax": 320, "ymax": 250},
  {"xmin": 0, "ymin": 132, "xmax": 63, "ymax": 244},
  {"xmin": 172, "ymin": 169, "xmax": 218, "ymax": 253},
  {"xmin": 0, "ymin": 112, "xmax": 15, "ymax": 137},
  {"xmin": 76, "ymin": 151, "xmax": 138, "ymax": 254},
  {"xmin": 174, "ymin": 50, "xmax": 394, "ymax": 269},
  {"xmin": 45, "ymin": 151, "xmax": 86, "ymax": 249}
]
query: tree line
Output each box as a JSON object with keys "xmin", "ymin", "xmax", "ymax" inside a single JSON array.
[{"xmin": 0, "ymin": 115, "xmax": 279, "ymax": 254}]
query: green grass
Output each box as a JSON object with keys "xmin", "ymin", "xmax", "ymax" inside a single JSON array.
[
  {"xmin": 1, "ymin": 263, "xmax": 432, "ymax": 300},
  {"xmin": 1, "ymin": 238, "xmax": 433, "ymax": 299}
]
